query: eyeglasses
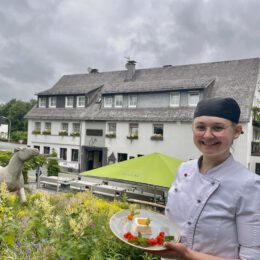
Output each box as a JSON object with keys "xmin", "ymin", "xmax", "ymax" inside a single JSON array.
[{"xmin": 192, "ymin": 124, "xmax": 233, "ymax": 136}]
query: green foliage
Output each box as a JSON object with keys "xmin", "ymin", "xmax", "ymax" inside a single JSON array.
[
  {"xmin": 0, "ymin": 99, "xmax": 37, "ymax": 135},
  {"xmin": 47, "ymin": 159, "xmax": 60, "ymax": 176},
  {"xmin": 10, "ymin": 131, "xmax": 28, "ymax": 143},
  {"xmin": 0, "ymin": 151, "xmax": 12, "ymax": 166},
  {"xmin": 50, "ymin": 148, "xmax": 57, "ymax": 157},
  {"xmin": 0, "ymin": 185, "xmax": 159, "ymax": 259},
  {"xmin": 252, "ymin": 106, "xmax": 260, "ymax": 122}
]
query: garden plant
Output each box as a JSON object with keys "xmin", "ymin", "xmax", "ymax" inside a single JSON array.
[{"xmin": 0, "ymin": 183, "xmax": 160, "ymax": 260}]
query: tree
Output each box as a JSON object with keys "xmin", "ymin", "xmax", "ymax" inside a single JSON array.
[{"xmin": 0, "ymin": 99, "xmax": 37, "ymax": 142}]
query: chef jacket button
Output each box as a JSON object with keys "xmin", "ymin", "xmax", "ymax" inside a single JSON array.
[
  {"xmin": 174, "ymin": 187, "xmax": 178, "ymax": 192},
  {"xmin": 211, "ymin": 181, "xmax": 215, "ymax": 185},
  {"xmin": 187, "ymin": 221, "xmax": 192, "ymax": 225},
  {"xmin": 197, "ymin": 199, "xmax": 201, "ymax": 203}
]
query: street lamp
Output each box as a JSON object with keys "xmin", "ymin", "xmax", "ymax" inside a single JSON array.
[{"xmin": 0, "ymin": 116, "xmax": 11, "ymax": 142}]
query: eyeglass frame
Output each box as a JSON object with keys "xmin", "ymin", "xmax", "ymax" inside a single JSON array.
[{"xmin": 192, "ymin": 123, "xmax": 235, "ymax": 136}]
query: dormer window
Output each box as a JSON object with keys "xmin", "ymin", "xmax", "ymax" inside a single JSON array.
[
  {"xmin": 38, "ymin": 97, "xmax": 46, "ymax": 108},
  {"xmin": 49, "ymin": 97, "xmax": 56, "ymax": 108},
  {"xmin": 77, "ymin": 96, "xmax": 85, "ymax": 107},
  {"xmin": 65, "ymin": 96, "xmax": 74, "ymax": 108},
  {"xmin": 128, "ymin": 95, "xmax": 137, "ymax": 108},
  {"xmin": 115, "ymin": 95, "xmax": 123, "ymax": 108},
  {"xmin": 170, "ymin": 92, "xmax": 180, "ymax": 107},
  {"xmin": 104, "ymin": 96, "xmax": 113, "ymax": 108},
  {"xmin": 188, "ymin": 91, "xmax": 200, "ymax": 106}
]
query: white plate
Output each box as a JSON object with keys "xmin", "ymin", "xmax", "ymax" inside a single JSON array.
[{"xmin": 109, "ymin": 209, "xmax": 180, "ymax": 251}]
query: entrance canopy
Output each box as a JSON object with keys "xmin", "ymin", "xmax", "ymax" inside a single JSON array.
[{"xmin": 81, "ymin": 153, "xmax": 183, "ymax": 188}]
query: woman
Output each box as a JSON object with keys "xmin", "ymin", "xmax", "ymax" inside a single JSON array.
[{"xmin": 150, "ymin": 97, "xmax": 260, "ymax": 260}]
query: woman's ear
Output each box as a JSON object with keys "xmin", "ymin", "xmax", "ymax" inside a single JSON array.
[{"xmin": 234, "ymin": 124, "xmax": 243, "ymax": 139}]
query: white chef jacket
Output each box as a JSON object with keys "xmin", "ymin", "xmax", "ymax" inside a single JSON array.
[{"xmin": 165, "ymin": 155, "xmax": 260, "ymax": 259}]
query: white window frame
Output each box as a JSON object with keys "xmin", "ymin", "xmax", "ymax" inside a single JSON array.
[
  {"xmin": 61, "ymin": 122, "xmax": 69, "ymax": 132},
  {"xmin": 39, "ymin": 97, "xmax": 46, "ymax": 108},
  {"xmin": 73, "ymin": 123, "xmax": 80, "ymax": 132},
  {"xmin": 108, "ymin": 122, "xmax": 116, "ymax": 134},
  {"xmin": 128, "ymin": 95, "xmax": 137, "ymax": 108},
  {"xmin": 49, "ymin": 97, "xmax": 56, "ymax": 108},
  {"xmin": 188, "ymin": 91, "xmax": 200, "ymax": 107},
  {"xmin": 170, "ymin": 92, "xmax": 180, "ymax": 107},
  {"xmin": 104, "ymin": 96, "xmax": 113, "ymax": 108},
  {"xmin": 65, "ymin": 96, "xmax": 74, "ymax": 108},
  {"xmin": 77, "ymin": 96, "xmax": 85, "ymax": 107},
  {"xmin": 35, "ymin": 122, "xmax": 41, "ymax": 131},
  {"xmin": 115, "ymin": 95, "xmax": 123, "ymax": 108}
]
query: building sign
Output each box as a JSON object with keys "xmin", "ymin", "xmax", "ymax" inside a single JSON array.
[{"xmin": 86, "ymin": 129, "xmax": 103, "ymax": 136}]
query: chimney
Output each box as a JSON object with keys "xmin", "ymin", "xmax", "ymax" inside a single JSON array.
[{"xmin": 125, "ymin": 60, "xmax": 136, "ymax": 81}]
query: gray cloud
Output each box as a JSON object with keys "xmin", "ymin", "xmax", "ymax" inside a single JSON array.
[{"xmin": 1, "ymin": 0, "xmax": 260, "ymax": 103}]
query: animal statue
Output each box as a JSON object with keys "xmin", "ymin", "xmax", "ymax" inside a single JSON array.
[{"xmin": 0, "ymin": 147, "xmax": 39, "ymax": 202}]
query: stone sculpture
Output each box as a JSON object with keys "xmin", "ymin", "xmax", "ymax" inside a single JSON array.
[{"xmin": 0, "ymin": 147, "xmax": 39, "ymax": 202}]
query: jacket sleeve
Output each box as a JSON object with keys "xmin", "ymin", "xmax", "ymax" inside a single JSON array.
[{"xmin": 236, "ymin": 175, "xmax": 260, "ymax": 259}]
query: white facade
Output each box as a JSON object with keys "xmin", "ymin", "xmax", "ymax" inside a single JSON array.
[
  {"xmin": 0, "ymin": 124, "xmax": 8, "ymax": 140},
  {"xmin": 28, "ymin": 119, "xmax": 251, "ymax": 172}
]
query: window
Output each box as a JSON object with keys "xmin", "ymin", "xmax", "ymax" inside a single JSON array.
[
  {"xmin": 129, "ymin": 123, "xmax": 138, "ymax": 136},
  {"xmin": 49, "ymin": 97, "xmax": 56, "ymax": 108},
  {"xmin": 188, "ymin": 92, "xmax": 200, "ymax": 106},
  {"xmin": 60, "ymin": 148, "xmax": 67, "ymax": 160},
  {"xmin": 77, "ymin": 96, "xmax": 85, "ymax": 107},
  {"xmin": 44, "ymin": 146, "xmax": 50, "ymax": 155},
  {"xmin": 45, "ymin": 122, "xmax": 51, "ymax": 130},
  {"xmin": 118, "ymin": 153, "xmax": 127, "ymax": 162},
  {"xmin": 39, "ymin": 97, "xmax": 46, "ymax": 108},
  {"xmin": 34, "ymin": 145, "xmax": 40, "ymax": 151},
  {"xmin": 35, "ymin": 122, "xmax": 41, "ymax": 130},
  {"xmin": 108, "ymin": 123, "xmax": 116, "ymax": 134},
  {"xmin": 128, "ymin": 95, "xmax": 137, "ymax": 108},
  {"xmin": 115, "ymin": 95, "xmax": 123, "ymax": 108},
  {"xmin": 104, "ymin": 96, "xmax": 113, "ymax": 108},
  {"xmin": 71, "ymin": 149, "xmax": 79, "ymax": 162},
  {"xmin": 61, "ymin": 123, "xmax": 68, "ymax": 132},
  {"xmin": 170, "ymin": 92, "xmax": 180, "ymax": 107},
  {"xmin": 65, "ymin": 96, "xmax": 74, "ymax": 108},
  {"xmin": 153, "ymin": 124, "xmax": 164, "ymax": 136},
  {"xmin": 73, "ymin": 123, "xmax": 80, "ymax": 132}
]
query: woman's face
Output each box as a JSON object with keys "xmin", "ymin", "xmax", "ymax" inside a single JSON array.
[{"xmin": 192, "ymin": 116, "xmax": 242, "ymax": 160}]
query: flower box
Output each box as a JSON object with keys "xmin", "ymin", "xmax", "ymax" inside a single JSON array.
[
  {"xmin": 105, "ymin": 133, "xmax": 116, "ymax": 138},
  {"xmin": 59, "ymin": 130, "xmax": 68, "ymax": 136},
  {"xmin": 42, "ymin": 129, "xmax": 51, "ymax": 135},
  {"xmin": 32, "ymin": 129, "xmax": 41, "ymax": 135},
  {"xmin": 127, "ymin": 133, "xmax": 138, "ymax": 140},
  {"xmin": 150, "ymin": 134, "xmax": 163, "ymax": 141},
  {"xmin": 70, "ymin": 131, "xmax": 80, "ymax": 137}
]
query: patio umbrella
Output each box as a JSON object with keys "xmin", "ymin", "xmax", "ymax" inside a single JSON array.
[{"xmin": 81, "ymin": 153, "xmax": 183, "ymax": 188}]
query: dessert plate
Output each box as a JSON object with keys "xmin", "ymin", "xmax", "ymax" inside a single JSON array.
[{"xmin": 109, "ymin": 209, "xmax": 180, "ymax": 251}]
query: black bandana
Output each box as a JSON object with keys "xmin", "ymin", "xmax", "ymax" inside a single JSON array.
[{"xmin": 193, "ymin": 97, "xmax": 241, "ymax": 123}]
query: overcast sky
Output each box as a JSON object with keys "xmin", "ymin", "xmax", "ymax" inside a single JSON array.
[{"xmin": 1, "ymin": 0, "xmax": 260, "ymax": 103}]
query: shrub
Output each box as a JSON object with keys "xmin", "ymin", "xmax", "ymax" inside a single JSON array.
[
  {"xmin": 11, "ymin": 131, "xmax": 27, "ymax": 143},
  {"xmin": 47, "ymin": 159, "xmax": 60, "ymax": 176},
  {"xmin": 0, "ymin": 151, "xmax": 12, "ymax": 166},
  {"xmin": 0, "ymin": 186, "xmax": 159, "ymax": 259}
]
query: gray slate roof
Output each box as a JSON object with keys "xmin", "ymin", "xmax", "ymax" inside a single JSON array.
[{"xmin": 26, "ymin": 58, "xmax": 259, "ymax": 123}]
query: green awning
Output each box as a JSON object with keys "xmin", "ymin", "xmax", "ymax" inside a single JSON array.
[{"xmin": 81, "ymin": 153, "xmax": 183, "ymax": 188}]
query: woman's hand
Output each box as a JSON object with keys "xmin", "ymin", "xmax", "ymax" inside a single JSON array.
[{"xmin": 146, "ymin": 242, "xmax": 190, "ymax": 260}]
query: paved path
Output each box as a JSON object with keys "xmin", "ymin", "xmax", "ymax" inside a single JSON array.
[{"xmin": 0, "ymin": 141, "xmax": 26, "ymax": 152}]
